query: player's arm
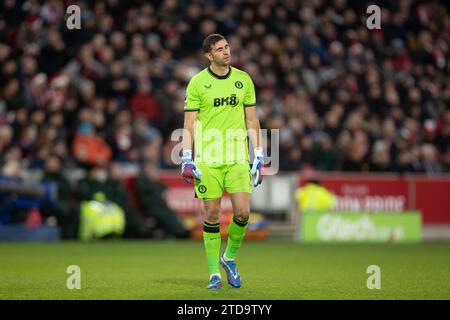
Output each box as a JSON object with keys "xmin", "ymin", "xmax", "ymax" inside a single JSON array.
[
  {"xmin": 244, "ymin": 106, "xmax": 261, "ymax": 150},
  {"xmin": 245, "ymin": 107, "xmax": 264, "ymax": 187},
  {"xmin": 244, "ymin": 75, "xmax": 264, "ymax": 187},
  {"xmin": 243, "ymin": 73, "xmax": 261, "ymax": 149},
  {"xmin": 183, "ymin": 110, "xmax": 197, "ymax": 152},
  {"xmin": 181, "ymin": 79, "xmax": 202, "ymax": 184}
]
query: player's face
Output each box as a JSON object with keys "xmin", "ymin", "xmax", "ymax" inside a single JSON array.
[{"xmin": 208, "ymin": 39, "xmax": 231, "ymax": 66}]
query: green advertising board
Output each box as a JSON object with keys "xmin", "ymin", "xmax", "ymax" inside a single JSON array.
[{"xmin": 301, "ymin": 211, "xmax": 422, "ymax": 243}]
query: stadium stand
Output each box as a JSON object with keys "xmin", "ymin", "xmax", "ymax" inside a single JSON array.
[{"xmin": 0, "ymin": 0, "xmax": 449, "ymax": 239}]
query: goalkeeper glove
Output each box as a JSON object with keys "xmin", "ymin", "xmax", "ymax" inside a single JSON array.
[
  {"xmin": 181, "ymin": 149, "xmax": 202, "ymax": 184},
  {"xmin": 250, "ymin": 147, "xmax": 264, "ymax": 187}
]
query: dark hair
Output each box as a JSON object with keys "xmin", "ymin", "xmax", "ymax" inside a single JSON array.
[
  {"xmin": 308, "ymin": 179, "xmax": 321, "ymax": 185},
  {"xmin": 203, "ymin": 34, "xmax": 225, "ymax": 53}
]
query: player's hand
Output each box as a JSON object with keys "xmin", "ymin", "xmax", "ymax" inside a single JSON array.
[
  {"xmin": 181, "ymin": 150, "xmax": 202, "ymax": 184},
  {"xmin": 250, "ymin": 147, "xmax": 264, "ymax": 187}
]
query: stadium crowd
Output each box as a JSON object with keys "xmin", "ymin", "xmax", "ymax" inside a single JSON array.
[
  {"xmin": 1, "ymin": 0, "xmax": 449, "ymax": 176},
  {"xmin": 1, "ymin": 0, "xmax": 449, "ymax": 238}
]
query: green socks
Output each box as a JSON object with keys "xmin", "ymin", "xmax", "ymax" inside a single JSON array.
[
  {"xmin": 203, "ymin": 222, "xmax": 221, "ymax": 277},
  {"xmin": 203, "ymin": 218, "xmax": 249, "ymax": 278},
  {"xmin": 224, "ymin": 217, "xmax": 248, "ymax": 260}
]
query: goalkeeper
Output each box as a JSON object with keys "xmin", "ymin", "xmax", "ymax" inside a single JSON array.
[{"xmin": 181, "ymin": 34, "xmax": 264, "ymax": 289}]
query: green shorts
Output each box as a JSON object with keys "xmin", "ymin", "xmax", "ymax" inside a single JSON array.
[{"xmin": 194, "ymin": 163, "xmax": 252, "ymax": 199}]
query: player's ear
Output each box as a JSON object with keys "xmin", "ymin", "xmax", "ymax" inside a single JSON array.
[{"xmin": 205, "ymin": 52, "xmax": 212, "ymax": 62}]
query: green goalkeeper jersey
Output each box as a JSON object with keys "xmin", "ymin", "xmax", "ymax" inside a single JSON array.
[{"xmin": 184, "ymin": 67, "xmax": 256, "ymax": 167}]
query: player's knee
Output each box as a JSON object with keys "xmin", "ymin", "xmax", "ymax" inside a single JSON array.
[
  {"xmin": 235, "ymin": 210, "xmax": 250, "ymax": 222},
  {"xmin": 205, "ymin": 207, "xmax": 221, "ymax": 224}
]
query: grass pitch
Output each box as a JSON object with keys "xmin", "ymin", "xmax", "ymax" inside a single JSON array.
[{"xmin": 0, "ymin": 240, "xmax": 449, "ymax": 300}]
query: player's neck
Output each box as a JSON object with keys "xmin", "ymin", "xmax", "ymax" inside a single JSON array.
[{"xmin": 209, "ymin": 63, "xmax": 230, "ymax": 77}]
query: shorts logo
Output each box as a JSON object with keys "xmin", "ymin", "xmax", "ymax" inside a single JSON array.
[
  {"xmin": 198, "ymin": 185, "xmax": 207, "ymax": 193},
  {"xmin": 235, "ymin": 81, "xmax": 243, "ymax": 89}
]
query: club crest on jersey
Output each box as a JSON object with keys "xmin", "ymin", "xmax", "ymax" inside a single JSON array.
[
  {"xmin": 198, "ymin": 185, "xmax": 207, "ymax": 193},
  {"xmin": 213, "ymin": 94, "xmax": 239, "ymax": 107},
  {"xmin": 235, "ymin": 81, "xmax": 243, "ymax": 89}
]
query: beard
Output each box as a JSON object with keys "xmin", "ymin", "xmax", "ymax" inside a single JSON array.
[{"xmin": 214, "ymin": 57, "xmax": 230, "ymax": 67}]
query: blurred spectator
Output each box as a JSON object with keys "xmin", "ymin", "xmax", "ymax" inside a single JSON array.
[
  {"xmin": 40, "ymin": 155, "xmax": 78, "ymax": 239},
  {"xmin": 104, "ymin": 162, "xmax": 153, "ymax": 238},
  {"xmin": 135, "ymin": 161, "xmax": 190, "ymax": 239},
  {"xmin": 369, "ymin": 140, "xmax": 396, "ymax": 172},
  {"xmin": 77, "ymin": 163, "xmax": 152, "ymax": 238},
  {"xmin": 295, "ymin": 176, "xmax": 337, "ymax": 214},
  {"xmin": 0, "ymin": 125, "xmax": 14, "ymax": 164},
  {"xmin": 421, "ymin": 144, "xmax": 443, "ymax": 175},
  {"xmin": 72, "ymin": 120, "xmax": 112, "ymax": 167},
  {"xmin": 0, "ymin": 160, "xmax": 29, "ymax": 224},
  {"xmin": 312, "ymin": 133, "xmax": 338, "ymax": 171},
  {"xmin": 130, "ymin": 81, "xmax": 162, "ymax": 128}
]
